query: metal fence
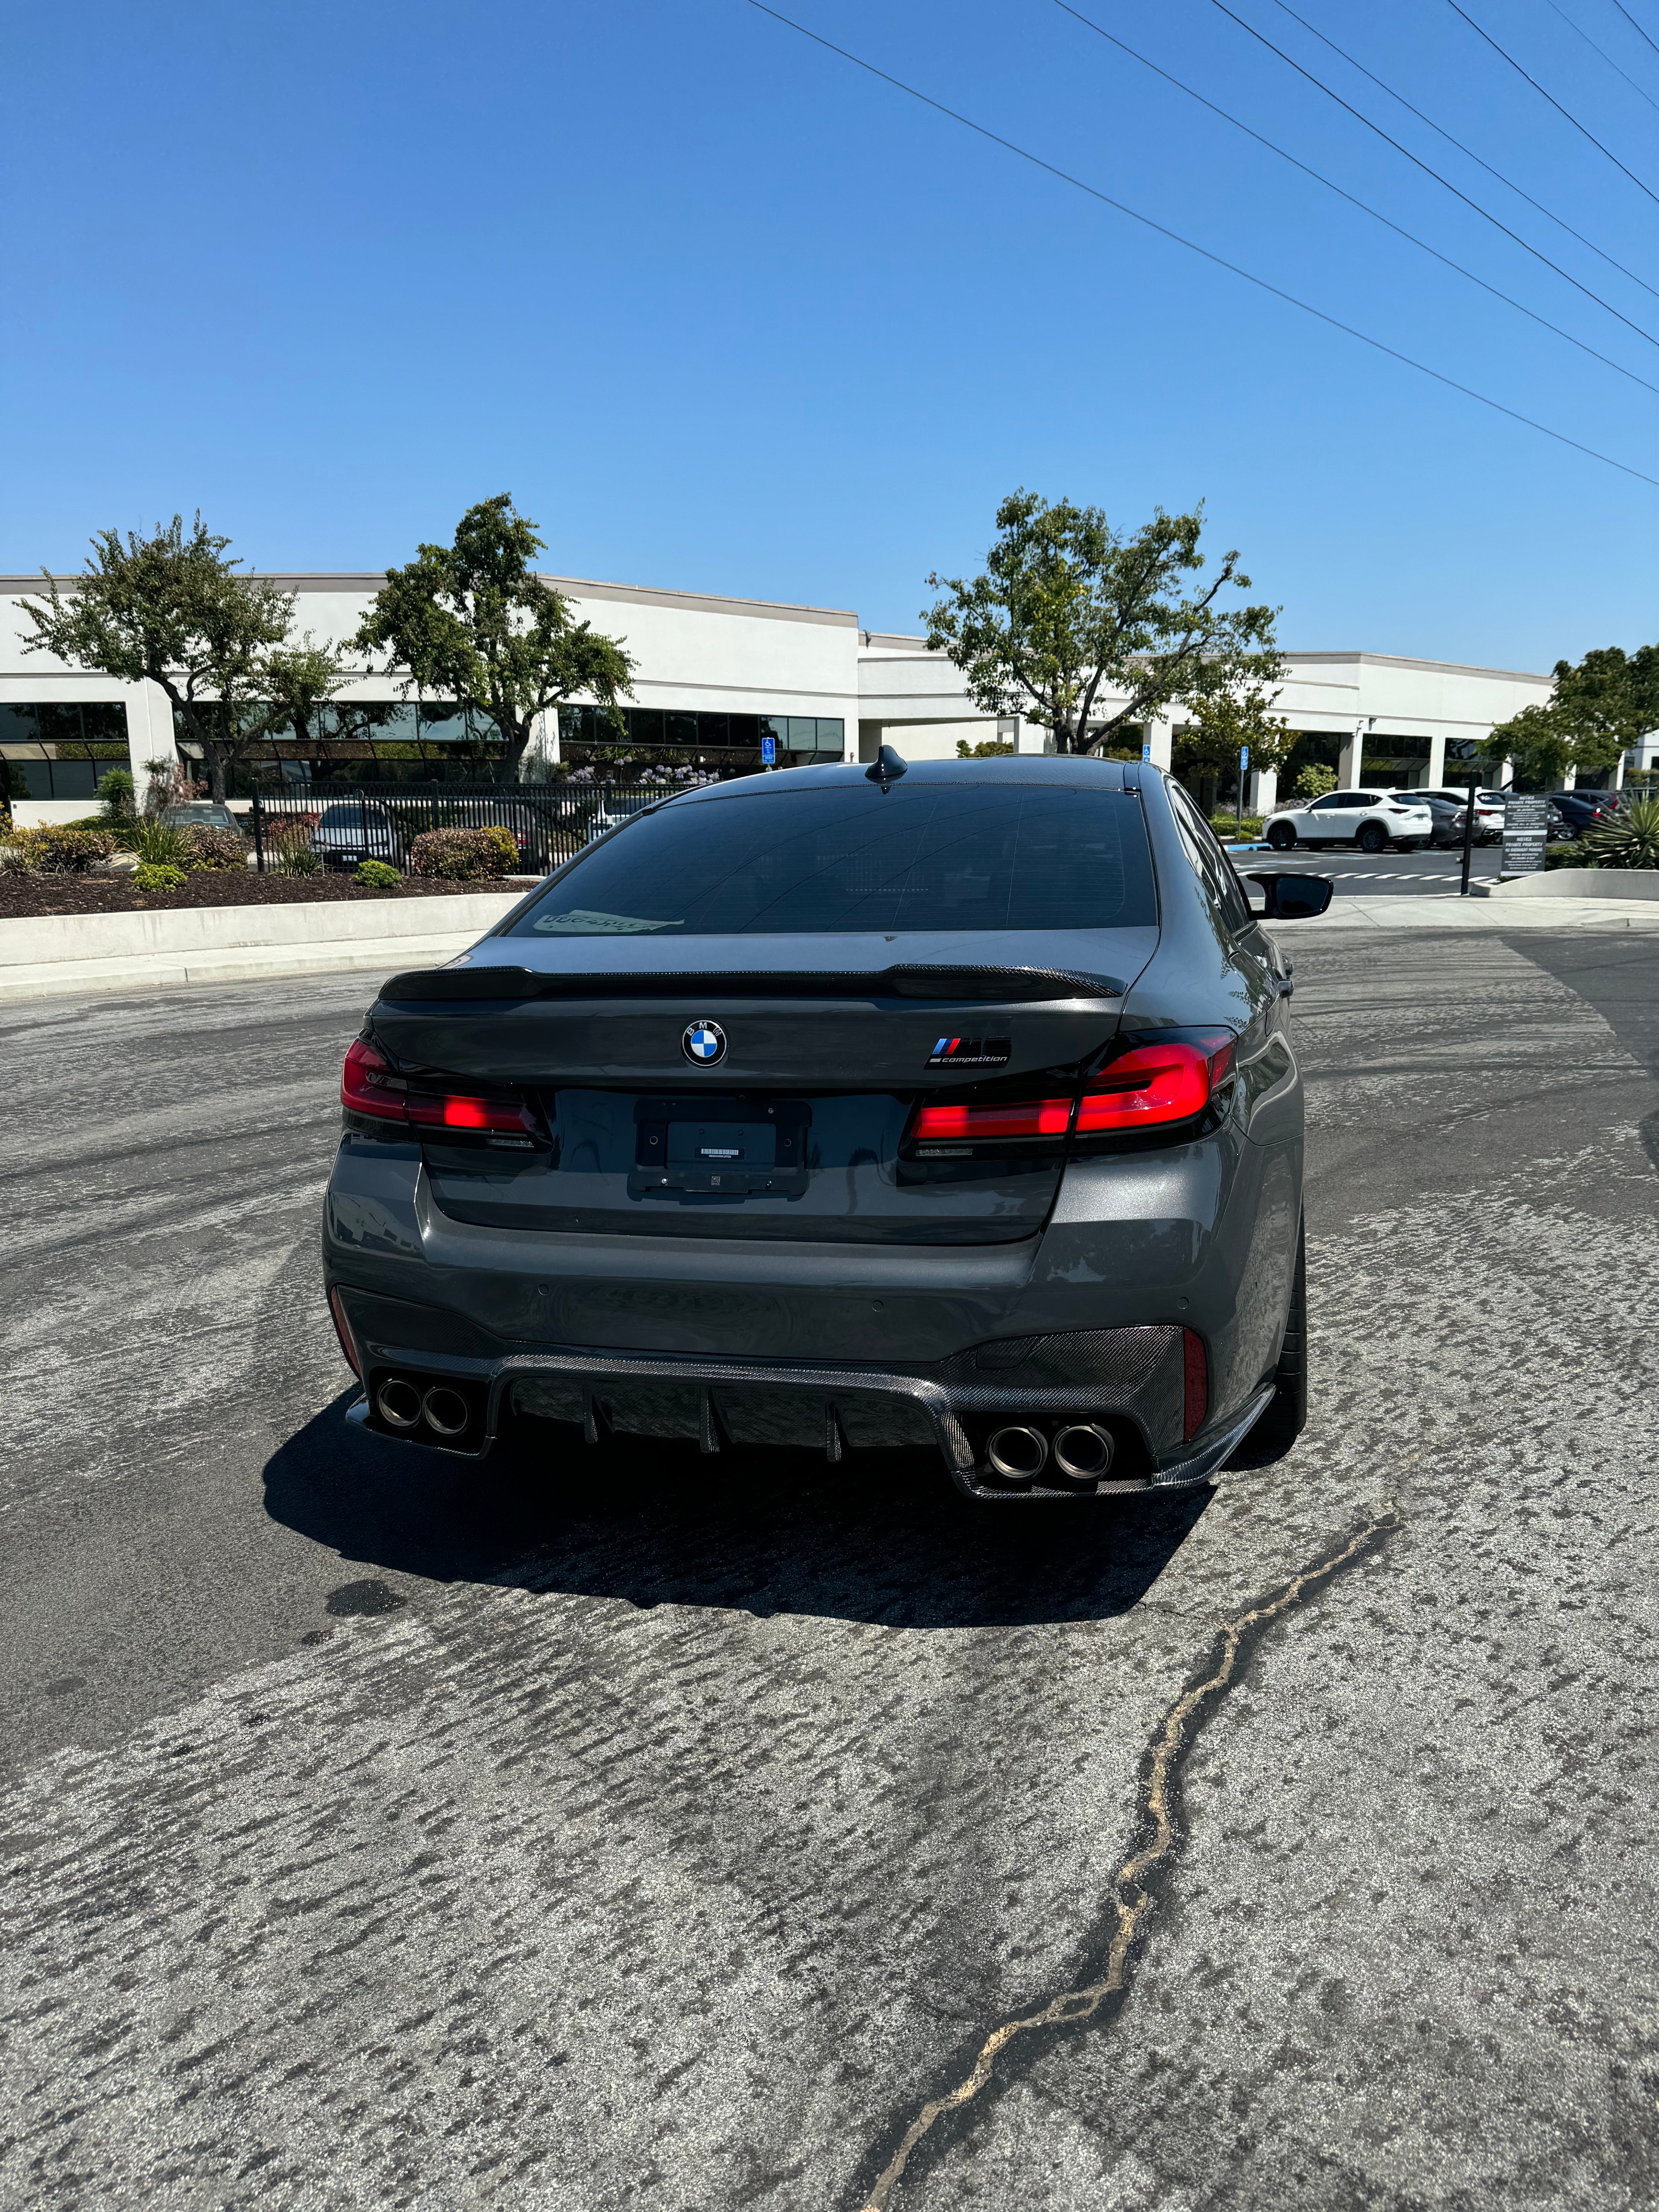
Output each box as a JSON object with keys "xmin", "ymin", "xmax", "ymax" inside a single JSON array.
[{"xmin": 243, "ymin": 780, "xmax": 688, "ymax": 878}]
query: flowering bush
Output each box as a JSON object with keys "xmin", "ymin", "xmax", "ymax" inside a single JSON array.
[{"xmin": 409, "ymin": 827, "xmax": 515, "ymax": 881}]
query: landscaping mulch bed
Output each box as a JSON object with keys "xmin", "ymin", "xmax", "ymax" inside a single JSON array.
[{"xmin": 0, "ymin": 872, "xmax": 535, "ymax": 921}]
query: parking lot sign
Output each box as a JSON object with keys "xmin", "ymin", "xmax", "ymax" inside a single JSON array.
[
  {"xmin": 761, "ymin": 735, "xmax": 776, "ymax": 766},
  {"xmin": 1501, "ymin": 792, "xmax": 1548, "ymax": 877}
]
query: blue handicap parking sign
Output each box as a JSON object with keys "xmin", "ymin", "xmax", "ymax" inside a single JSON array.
[{"xmin": 761, "ymin": 735, "xmax": 776, "ymax": 764}]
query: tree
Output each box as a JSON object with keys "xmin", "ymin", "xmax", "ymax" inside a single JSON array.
[
  {"xmin": 261, "ymin": 635, "xmax": 347, "ymax": 755},
  {"xmin": 21, "ymin": 516, "xmax": 304, "ymax": 801},
  {"xmin": 355, "ymin": 496, "xmax": 635, "ymax": 786},
  {"xmin": 922, "ymin": 491, "xmax": 1280, "ymax": 756},
  {"xmin": 1491, "ymin": 644, "xmax": 1650, "ymax": 788},
  {"xmin": 1172, "ymin": 677, "xmax": 1300, "ymax": 797}
]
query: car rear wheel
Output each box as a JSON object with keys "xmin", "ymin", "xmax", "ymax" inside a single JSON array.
[
  {"xmin": 1266, "ymin": 821, "xmax": 1297, "ymax": 850},
  {"xmin": 1357, "ymin": 823, "xmax": 1388, "ymax": 854}
]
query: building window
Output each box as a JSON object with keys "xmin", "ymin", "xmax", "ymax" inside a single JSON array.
[
  {"xmin": 558, "ymin": 705, "xmax": 845, "ymax": 773},
  {"xmin": 172, "ymin": 699, "xmax": 512, "ymax": 792},
  {"xmin": 0, "ymin": 702, "xmax": 129, "ymax": 800},
  {"xmin": 1362, "ymin": 735, "xmax": 1432, "ymax": 787}
]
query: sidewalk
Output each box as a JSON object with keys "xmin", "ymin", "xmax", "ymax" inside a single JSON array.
[{"xmin": 1273, "ymin": 893, "xmax": 1659, "ymax": 931}]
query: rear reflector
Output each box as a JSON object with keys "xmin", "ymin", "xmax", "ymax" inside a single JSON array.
[
  {"xmin": 911, "ymin": 1095, "xmax": 1073, "ymax": 1141},
  {"xmin": 342, "ymin": 1036, "xmax": 538, "ymax": 1140},
  {"xmin": 327, "ymin": 1286, "xmax": 362, "ymax": 1377},
  {"xmin": 1182, "ymin": 1327, "xmax": 1208, "ymax": 1440},
  {"xmin": 1075, "ymin": 1036, "xmax": 1234, "ymax": 1133}
]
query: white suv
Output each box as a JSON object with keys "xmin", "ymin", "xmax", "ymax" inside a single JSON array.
[{"xmin": 1265, "ymin": 788, "xmax": 1435, "ymax": 853}]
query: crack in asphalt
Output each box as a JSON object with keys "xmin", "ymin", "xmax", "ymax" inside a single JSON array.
[{"xmin": 853, "ymin": 1501, "xmax": 1402, "ymax": 2212}]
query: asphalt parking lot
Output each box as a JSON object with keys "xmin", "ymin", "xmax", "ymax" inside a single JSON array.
[
  {"xmin": 1234, "ymin": 842, "xmax": 1508, "ymax": 895},
  {"xmin": 3, "ymin": 928, "xmax": 1657, "ymax": 2210}
]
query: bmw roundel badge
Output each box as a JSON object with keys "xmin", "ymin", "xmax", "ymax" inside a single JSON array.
[{"xmin": 682, "ymin": 1018, "xmax": 727, "ymax": 1066}]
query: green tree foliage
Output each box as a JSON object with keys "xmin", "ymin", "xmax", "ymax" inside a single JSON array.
[
  {"xmin": 922, "ymin": 491, "xmax": 1280, "ymax": 756},
  {"xmin": 954, "ymin": 738, "xmax": 1013, "ymax": 757},
  {"xmin": 1492, "ymin": 644, "xmax": 1656, "ymax": 788},
  {"xmin": 356, "ymin": 496, "xmax": 635, "ymax": 786},
  {"xmin": 21, "ymin": 517, "xmax": 311, "ymax": 801},
  {"xmin": 1295, "ymin": 763, "xmax": 1338, "ymax": 801},
  {"xmin": 1172, "ymin": 678, "xmax": 1300, "ymax": 793}
]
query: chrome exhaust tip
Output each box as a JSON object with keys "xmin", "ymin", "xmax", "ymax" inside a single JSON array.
[
  {"xmin": 986, "ymin": 1424, "xmax": 1048, "ymax": 1481},
  {"xmin": 376, "ymin": 1377, "xmax": 424, "ymax": 1431},
  {"xmin": 422, "ymin": 1385, "xmax": 472, "ymax": 1439},
  {"xmin": 1052, "ymin": 1423, "xmax": 1115, "ymax": 1482}
]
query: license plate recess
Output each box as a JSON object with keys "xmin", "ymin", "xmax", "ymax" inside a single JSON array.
[{"xmin": 630, "ymin": 1095, "xmax": 811, "ymax": 1196}]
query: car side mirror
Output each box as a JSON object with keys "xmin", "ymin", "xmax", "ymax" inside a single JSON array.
[{"xmin": 1245, "ymin": 871, "xmax": 1334, "ymax": 920}]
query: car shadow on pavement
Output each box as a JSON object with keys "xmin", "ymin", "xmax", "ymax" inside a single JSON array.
[{"xmin": 263, "ymin": 1393, "xmax": 1211, "ymax": 1630}]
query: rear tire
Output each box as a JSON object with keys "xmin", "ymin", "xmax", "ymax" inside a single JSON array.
[
  {"xmin": 1266, "ymin": 821, "xmax": 1297, "ymax": 850},
  {"xmin": 1267, "ymin": 1220, "xmax": 1308, "ymax": 1441},
  {"xmin": 1357, "ymin": 823, "xmax": 1387, "ymax": 854}
]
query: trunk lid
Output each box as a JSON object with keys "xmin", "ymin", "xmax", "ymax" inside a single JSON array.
[{"xmin": 369, "ymin": 928, "xmax": 1157, "ymax": 1245}]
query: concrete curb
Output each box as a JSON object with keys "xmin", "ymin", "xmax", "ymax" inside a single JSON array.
[
  {"xmin": 0, "ymin": 933, "xmax": 489, "ymax": 1006},
  {"xmin": 1474, "ymin": 869, "xmax": 1659, "ymax": 901}
]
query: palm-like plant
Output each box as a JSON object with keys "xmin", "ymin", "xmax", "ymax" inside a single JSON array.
[{"xmin": 1582, "ymin": 797, "xmax": 1659, "ymax": 870}]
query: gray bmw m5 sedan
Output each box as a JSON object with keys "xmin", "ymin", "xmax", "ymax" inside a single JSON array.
[{"xmin": 322, "ymin": 755, "xmax": 1332, "ymax": 1499}]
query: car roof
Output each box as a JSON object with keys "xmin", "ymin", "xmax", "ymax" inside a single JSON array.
[{"xmin": 650, "ymin": 754, "xmax": 1138, "ymax": 810}]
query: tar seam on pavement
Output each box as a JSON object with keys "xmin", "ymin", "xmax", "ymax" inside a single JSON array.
[{"xmin": 853, "ymin": 1501, "xmax": 1403, "ymax": 2212}]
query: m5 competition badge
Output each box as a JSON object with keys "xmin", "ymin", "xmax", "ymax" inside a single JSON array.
[{"xmin": 928, "ymin": 1035, "xmax": 1011, "ymax": 1068}]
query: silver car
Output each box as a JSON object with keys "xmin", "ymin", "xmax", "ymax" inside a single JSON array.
[{"xmin": 323, "ymin": 759, "xmax": 1332, "ymax": 1499}]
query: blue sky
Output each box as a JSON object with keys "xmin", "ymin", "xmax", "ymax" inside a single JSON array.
[{"xmin": 5, "ymin": 0, "xmax": 1659, "ymax": 668}]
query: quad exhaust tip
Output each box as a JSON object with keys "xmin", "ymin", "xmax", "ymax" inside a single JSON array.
[
  {"xmin": 986, "ymin": 1421, "xmax": 1116, "ymax": 1485},
  {"xmin": 422, "ymin": 1385, "xmax": 472, "ymax": 1439},
  {"xmin": 1053, "ymin": 1423, "xmax": 1115, "ymax": 1481},
  {"xmin": 376, "ymin": 1377, "xmax": 424, "ymax": 1431},
  {"xmin": 987, "ymin": 1425, "xmax": 1048, "ymax": 1480},
  {"xmin": 374, "ymin": 1374, "xmax": 474, "ymax": 1438}
]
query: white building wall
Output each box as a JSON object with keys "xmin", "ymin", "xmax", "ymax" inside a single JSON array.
[{"xmin": 0, "ymin": 569, "xmax": 1556, "ymax": 809}]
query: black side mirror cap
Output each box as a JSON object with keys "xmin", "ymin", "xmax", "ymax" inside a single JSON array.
[{"xmin": 1246, "ymin": 871, "xmax": 1334, "ymax": 919}]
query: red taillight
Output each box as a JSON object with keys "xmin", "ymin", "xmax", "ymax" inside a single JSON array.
[
  {"xmin": 341, "ymin": 1036, "xmax": 538, "ymax": 1139},
  {"xmin": 912, "ymin": 1096, "xmax": 1073, "ymax": 1141},
  {"xmin": 405, "ymin": 1089, "xmax": 539, "ymax": 1136},
  {"xmin": 1075, "ymin": 1036, "xmax": 1234, "ymax": 1133},
  {"xmin": 1182, "ymin": 1327, "xmax": 1208, "ymax": 1440},
  {"xmin": 342, "ymin": 1037, "xmax": 406, "ymax": 1120}
]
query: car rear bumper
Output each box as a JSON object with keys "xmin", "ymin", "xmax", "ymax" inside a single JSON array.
[{"xmin": 333, "ymin": 1293, "xmax": 1272, "ymax": 1499}]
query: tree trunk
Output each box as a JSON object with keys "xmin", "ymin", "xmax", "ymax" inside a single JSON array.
[{"xmin": 205, "ymin": 748, "xmax": 228, "ymax": 802}]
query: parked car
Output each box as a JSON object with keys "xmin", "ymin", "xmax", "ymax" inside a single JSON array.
[
  {"xmin": 1387, "ymin": 792, "xmax": 1469, "ymax": 848},
  {"xmin": 326, "ymin": 757, "xmax": 1333, "ymax": 1498},
  {"xmin": 1264, "ymin": 789, "xmax": 1434, "ymax": 852},
  {"xmin": 160, "ymin": 801, "xmax": 244, "ymax": 835},
  {"xmin": 1547, "ymin": 790, "xmax": 1620, "ymax": 839},
  {"xmin": 1400, "ymin": 788, "xmax": 1506, "ymax": 844},
  {"xmin": 311, "ymin": 800, "xmax": 405, "ymax": 868}
]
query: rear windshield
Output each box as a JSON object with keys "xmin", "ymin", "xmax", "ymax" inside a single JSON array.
[{"xmin": 508, "ymin": 782, "xmax": 1157, "ymax": 936}]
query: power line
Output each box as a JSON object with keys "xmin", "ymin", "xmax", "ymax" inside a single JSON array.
[
  {"xmin": 1210, "ymin": 0, "xmax": 1659, "ymax": 352},
  {"xmin": 1263, "ymin": 0, "xmax": 1659, "ymax": 310},
  {"xmin": 739, "ymin": 0, "xmax": 1659, "ymax": 491},
  {"xmin": 1444, "ymin": 0, "xmax": 1659, "ymax": 210},
  {"xmin": 1608, "ymin": 0, "xmax": 1659, "ymax": 66},
  {"xmin": 1541, "ymin": 0, "xmax": 1659, "ymax": 111},
  {"xmin": 1053, "ymin": 0, "xmax": 1659, "ymax": 398}
]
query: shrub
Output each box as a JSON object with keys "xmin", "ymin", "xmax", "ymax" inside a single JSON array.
[
  {"xmin": 1544, "ymin": 844, "xmax": 1597, "ymax": 870},
  {"xmin": 479, "ymin": 824, "xmax": 522, "ymax": 873},
  {"xmin": 409, "ymin": 826, "xmax": 514, "ymax": 881},
  {"xmin": 1294, "ymin": 764, "xmax": 1337, "ymax": 801},
  {"xmin": 134, "ymin": 862, "xmax": 188, "ymax": 892},
  {"xmin": 182, "ymin": 826, "xmax": 251, "ymax": 872},
  {"xmin": 355, "ymin": 859, "xmax": 403, "ymax": 888},
  {"xmin": 97, "ymin": 768, "xmax": 136, "ymax": 821},
  {"xmin": 132, "ymin": 817, "xmax": 192, "ymax": 869},
  {"xmin": 280, "ymin": 847, "xmax": 324, "ymax": 877},
  {"xmin": 1210, "ymin": 814, "xmax": 1264, "ymax": 841},
  {"xmin": 32, "ymin": 827, "xmax": 117, "ymax": 873},
  {"xmin": 1581, "ymin": 796, "xmax": 1659, "ymax": 870}
]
